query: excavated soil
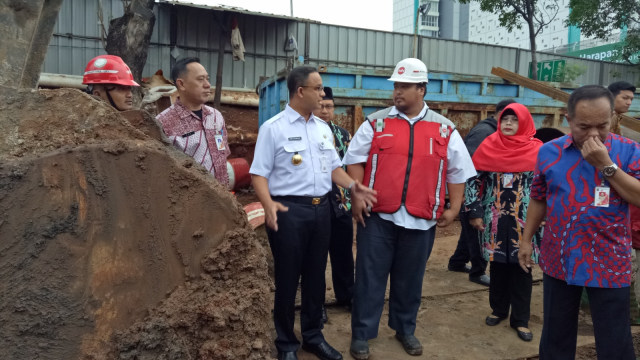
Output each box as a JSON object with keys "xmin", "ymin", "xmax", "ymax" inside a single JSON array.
[{"xmin": 0, "ymin": 87, "xmax": 273, "ymax": 359}]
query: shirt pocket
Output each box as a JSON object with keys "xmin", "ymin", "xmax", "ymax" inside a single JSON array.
[
  {"xmin": 283, "ymin": 141, "xmax": 307, "ymax": 170},
  {"xmin": 429, "ymin": 136, "xmax": 447, "ymax": 158},
  {"xmin": 175, "ymin": 130, "xmax": 204, "ymax": 157},
  {"xmin": 375, "ymin": 133, "xmax": 395, "ymax": 151}
]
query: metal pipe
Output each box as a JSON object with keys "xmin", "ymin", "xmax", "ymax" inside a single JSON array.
[
  {"xmin": 38, "ymin": 73, "xmax": 86, "ymax": 89},
  {"xmin": 38, "ymin": 73, "xmax": 259, "ymax": 107}
]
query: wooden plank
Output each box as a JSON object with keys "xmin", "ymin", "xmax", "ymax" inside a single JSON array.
[{"xmin": 491, "ymin": 67, "xmax": 640, "ymax": 133}]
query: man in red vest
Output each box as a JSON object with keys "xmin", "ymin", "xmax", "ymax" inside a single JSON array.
[{"xmin": 343, "ymin": 58, "xmax": 476, "ymax": 359}]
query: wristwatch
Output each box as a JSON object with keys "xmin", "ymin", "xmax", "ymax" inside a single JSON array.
[{"xmin": 602, "ymin": 163, "xmax": 619, "ymax": 177}]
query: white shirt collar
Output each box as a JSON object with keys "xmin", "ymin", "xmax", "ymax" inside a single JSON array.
[
  {"xmin": 285, "ymin": 104, "xmax": 320, "ymax": 124},
  {"xmin": 388, "ymin": 102, "xmax": 429, "ymax": 122}
]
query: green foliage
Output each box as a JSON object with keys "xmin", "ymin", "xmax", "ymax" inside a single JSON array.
[
  {"xmin": 567, "ymin": 0, "xmax": 640, "ymax": 65},
  {"xmin": 555, "ymin": 63, "xmax": 586, "ymax": 83},
  {"xmin": 457, "ymin": 0, "xmax": 559, "ymax": 34}
]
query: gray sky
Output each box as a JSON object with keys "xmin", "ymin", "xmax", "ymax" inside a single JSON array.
[{"xmin": 178, "ymin": 0, "xmax": 393, "ymax": 32}]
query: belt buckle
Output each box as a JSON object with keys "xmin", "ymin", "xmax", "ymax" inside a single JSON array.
[{"xmin": 311, "ymin": 197, "xmax": 321, "ymax": 205}]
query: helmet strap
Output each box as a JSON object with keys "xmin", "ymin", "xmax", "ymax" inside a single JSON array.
[{"xmin": 105, "ymin": 87, "xmax": 123, "ymax": 111}]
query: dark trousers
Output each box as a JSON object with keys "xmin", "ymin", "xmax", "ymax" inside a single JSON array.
[
  {"xmin": 351, "ymin": 213, "xmax": 435, "ymax": 340},
  {"xmin": 448, "ymin": 210, "xmax": 487, "ymax": 277},
  {"xmin": 539, "ymin": 274, "xmax": 635, "ymax": 360},
  {"xmin": 488, "ymin": 261, "xmax": 532, "ymax": 328},
  {"xmin": 328, "ymin": 207, "xmax": 354, "ymax": 304},
  {"xmin": 267, "ymin": 196, "xmax": 331, "ymax": 352}
]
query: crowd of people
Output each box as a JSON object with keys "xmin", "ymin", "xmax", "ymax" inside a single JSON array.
[{"xmin": 83, "ymin": 54, "xmax": 640, "ymax": 360}]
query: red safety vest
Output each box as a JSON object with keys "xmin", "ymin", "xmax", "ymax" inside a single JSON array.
[{"xmin": 362, "ymin": 113, "xmax": 452, "ymax": 220}]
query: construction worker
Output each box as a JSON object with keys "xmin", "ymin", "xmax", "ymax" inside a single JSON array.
[
  {"xmin": 82, "ymin": 55, "xmax": 139, "ymax": 111},
  {"xmin": 319, "ymin": 86, "xmax": 355, "ymax": 323},
  {"xmin": 343, "ymin": 58, "xmax": 476, "ymax": 359},
  {"xmin": 250, "ymin": 66, "xmax": 376, "ymax": 360},
  {"xmin": 156, "ymin": 57, "xmax": 231, "ymax": 187}
]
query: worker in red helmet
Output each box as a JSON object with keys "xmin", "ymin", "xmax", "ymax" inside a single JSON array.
[{"xmin": 83, "ymin": 55, "xmax": 140, "ymax": 111}]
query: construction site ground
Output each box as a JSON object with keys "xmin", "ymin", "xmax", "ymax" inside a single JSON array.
[{"xmin": 250, "ymin": 219, "xmax": 640, "ymax": 360}]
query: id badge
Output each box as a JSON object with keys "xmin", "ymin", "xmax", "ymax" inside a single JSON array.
[
  {"xmin": 502, "ymin": 173, "xmax": 514, "ymax": 188},
  {"xmin": 320, "ymin": 155, "xmax": 328, "ymax": 173},
  {"xmin": 375, "ymin": 119, "xmax": 384, "ymax": 132},
  {"xmin": 594, "ymin": 186, "xmax": 610, "ymax": 207},
  {"xmin": 214, "ymin": 134, "xmax": 225, "ymax": 150}
]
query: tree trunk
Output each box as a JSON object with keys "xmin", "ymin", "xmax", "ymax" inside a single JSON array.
[
  {"xmin": 527, "ymin": 18, "xmax": 538, "ymax": 80},
  {"xmin": 105, "ymin": 0, "xmax": 156, "ymax": 82}
]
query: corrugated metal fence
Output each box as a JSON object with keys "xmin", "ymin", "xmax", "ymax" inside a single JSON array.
[{"xmin": 44, "ymin": 0, "xmax": 639, "ymax": 90}]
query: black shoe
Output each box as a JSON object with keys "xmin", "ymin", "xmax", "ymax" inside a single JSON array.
[
  {"xmin": 349, "ymin": 339, "xmax": 370, "ymax": 360},
  {"xmin": 485, "ymin": 315, "xmax": 505, "ymax": 326},
  {"xmin": 469, "ymin": 274, "xmax": 490, "ymax": 286},
  {"xmin": 448, "ymin": 263, "xmax": 472, "ymax": 273},
  {"xmin": 321, "ymin": 306, "xmax": 329, "ymax": 324},
  {"xmin": 514, "ymin": 327, "xmax": 533, "ymax": 342},
  {"xmin": 394, "ymin": 333, "xmax": 422, "ymax": 356},
  {"xmin": 302, "ymin": 340, "xmax": 343, "ymax": 360},
  {"xmin": 277, "ymin": 351, "xmax": 298, "ymax": 360}
]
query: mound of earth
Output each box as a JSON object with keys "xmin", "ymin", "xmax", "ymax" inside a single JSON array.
[{"xmin": 0, "ymin": 88, "xmax": 273, "ymax": 359}]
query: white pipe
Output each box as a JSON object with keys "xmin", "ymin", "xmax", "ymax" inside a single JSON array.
[
  {"xmin": 37, "ymin": 73, "xmax": 258, "ymax": 107},
  {"xmin": 38, "ymin": 73, "xmax": 86, "ymax": 89}
]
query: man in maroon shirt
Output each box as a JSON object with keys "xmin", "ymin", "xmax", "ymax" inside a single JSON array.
[{"xmin": 156, "ymin": 57, "xmax": 230, "ymax": 186}]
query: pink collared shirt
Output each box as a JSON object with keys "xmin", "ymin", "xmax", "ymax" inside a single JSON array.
[{"xmin": 156, "ymin": 98, "xmax": 230, "ymax": 186}]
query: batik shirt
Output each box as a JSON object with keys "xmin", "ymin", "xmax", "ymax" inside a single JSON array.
[
  {"xmin": 531, "ymin": 134, "xmax": 640, "ymax": 288},
  {"xmin": 329, "ymin": 122, "xmax": 352, "ymax": 217},
  {"xmin": 465, "ymin": 171, "xmax": 542, "ymax": 264},
  {"xmin": 156, "ymin": 99, "xmax": 230, "ymax": 186}
]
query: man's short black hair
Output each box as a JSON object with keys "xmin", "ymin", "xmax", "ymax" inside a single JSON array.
[
  {"xmin": 495, "ymin": 99, "xmax": 516, "ymax": 115},
  {"xmin": 567, "ymin": 85, "xmax": 614, "ymax": 118},
  {"xmin": 323, "ymin": 86, "xmax": 333, "ymax": 101},
  {"xmin": 608, "ymin": 81, "xmax": 636, "ymax": 97},
  {"xmin": 171, "ymin": 57, "xmax": 201, "ymax": 84},
  {"xmin": 287, "ymin": 66, "xmax": 318, "ymax": 99}
]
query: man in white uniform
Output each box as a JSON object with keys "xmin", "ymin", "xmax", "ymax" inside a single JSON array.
[{"xmin": 250, "ymin": 66, "xmax": 376, "ymax": 360}]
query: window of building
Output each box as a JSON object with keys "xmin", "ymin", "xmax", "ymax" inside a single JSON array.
[{"xmin": 421, "ymin": 15, "xmax": 438, "ymax": 27}]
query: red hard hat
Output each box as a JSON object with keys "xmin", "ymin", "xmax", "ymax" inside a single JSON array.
[{"xmin": 82, "ymin": 55, "xmax": 140, "ymax": 86}]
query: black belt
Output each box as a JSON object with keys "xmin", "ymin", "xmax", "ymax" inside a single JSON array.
[{"xmin": 272, "ymin": 194, "xmax": 328, "ymax": 205}]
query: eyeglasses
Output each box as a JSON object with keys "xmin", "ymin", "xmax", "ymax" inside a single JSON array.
[
  {"xmin": 502, "ymin": 116, "xmax": 518, "ymax": 124},
  {"xmin": 320, "ymin": 104, "xmax": 334, "ymax": 110},
  {"xmin": 301, "ymin": 85, "xmax": 324, "ymax": 93}
]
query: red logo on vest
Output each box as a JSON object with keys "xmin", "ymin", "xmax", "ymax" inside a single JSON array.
[{"xmin": 398, "ymin": 67, "xmax": 405, "ymax": 75}]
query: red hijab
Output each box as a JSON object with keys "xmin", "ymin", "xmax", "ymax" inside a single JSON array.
[{"xmin": 471, "ymin": 103, "xmax": 542, "ymax": 173}]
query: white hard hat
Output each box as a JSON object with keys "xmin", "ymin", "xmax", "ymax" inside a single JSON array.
[{"xmin": 388, "ymin": 58, "xmax": 429, "ymax": 83}]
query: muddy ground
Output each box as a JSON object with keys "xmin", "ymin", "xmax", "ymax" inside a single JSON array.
[{"xmin": 280, "ymin": 220, "xmax": 640, "ymax": 360}]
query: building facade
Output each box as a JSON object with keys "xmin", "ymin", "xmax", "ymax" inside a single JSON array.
[{"xmin": 393, "ymin": 0, "xmax": 468, "ymax": 40}]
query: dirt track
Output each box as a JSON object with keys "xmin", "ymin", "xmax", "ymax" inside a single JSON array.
[{"xmin": 263, "ymin": 221, "xmax": 640, "ymax": 360}]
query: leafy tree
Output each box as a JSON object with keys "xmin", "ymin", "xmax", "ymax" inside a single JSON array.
[
  {"xmin": 567, "ymin": 0, "xmax": 640, "ymax": 65},
  {"xmin": 458, "ymin": 0, "xmax": 559, "ymax": 79}
]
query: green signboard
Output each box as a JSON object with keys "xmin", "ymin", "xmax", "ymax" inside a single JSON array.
[
  {"xmin": 529, "ymin": 60, "xmax": 566, "ymax": 82},
  {"xmin": 565, "ymin": 42, "xmax": 639, "ymax": 64}
]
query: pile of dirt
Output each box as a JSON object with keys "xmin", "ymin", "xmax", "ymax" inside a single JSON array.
[{"xmin": 0, "ymin": 87, "xmax": 273, "ymax": 359}]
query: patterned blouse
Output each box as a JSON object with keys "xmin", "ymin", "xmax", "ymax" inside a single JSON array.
[
  {"xmin": 465, "ymin": 170, "xmax": 542, "ymax": 264},
  {"xmin": 329, "ymin": 122, "xmax": 352, "ymax": 218}
]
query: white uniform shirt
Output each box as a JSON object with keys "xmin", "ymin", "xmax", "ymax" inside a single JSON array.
[
  {"xmin": 343, "ymin": 102, "xmax": 476, "ymax": 230},
  {"xmin": 250, "ymin": 105, "xmax": 342, "ymax": 196}
]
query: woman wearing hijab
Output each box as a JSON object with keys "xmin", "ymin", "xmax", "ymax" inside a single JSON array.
[{"xmin": 464, "ymin": 103, "xmax": 543, "ymax": 342}]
